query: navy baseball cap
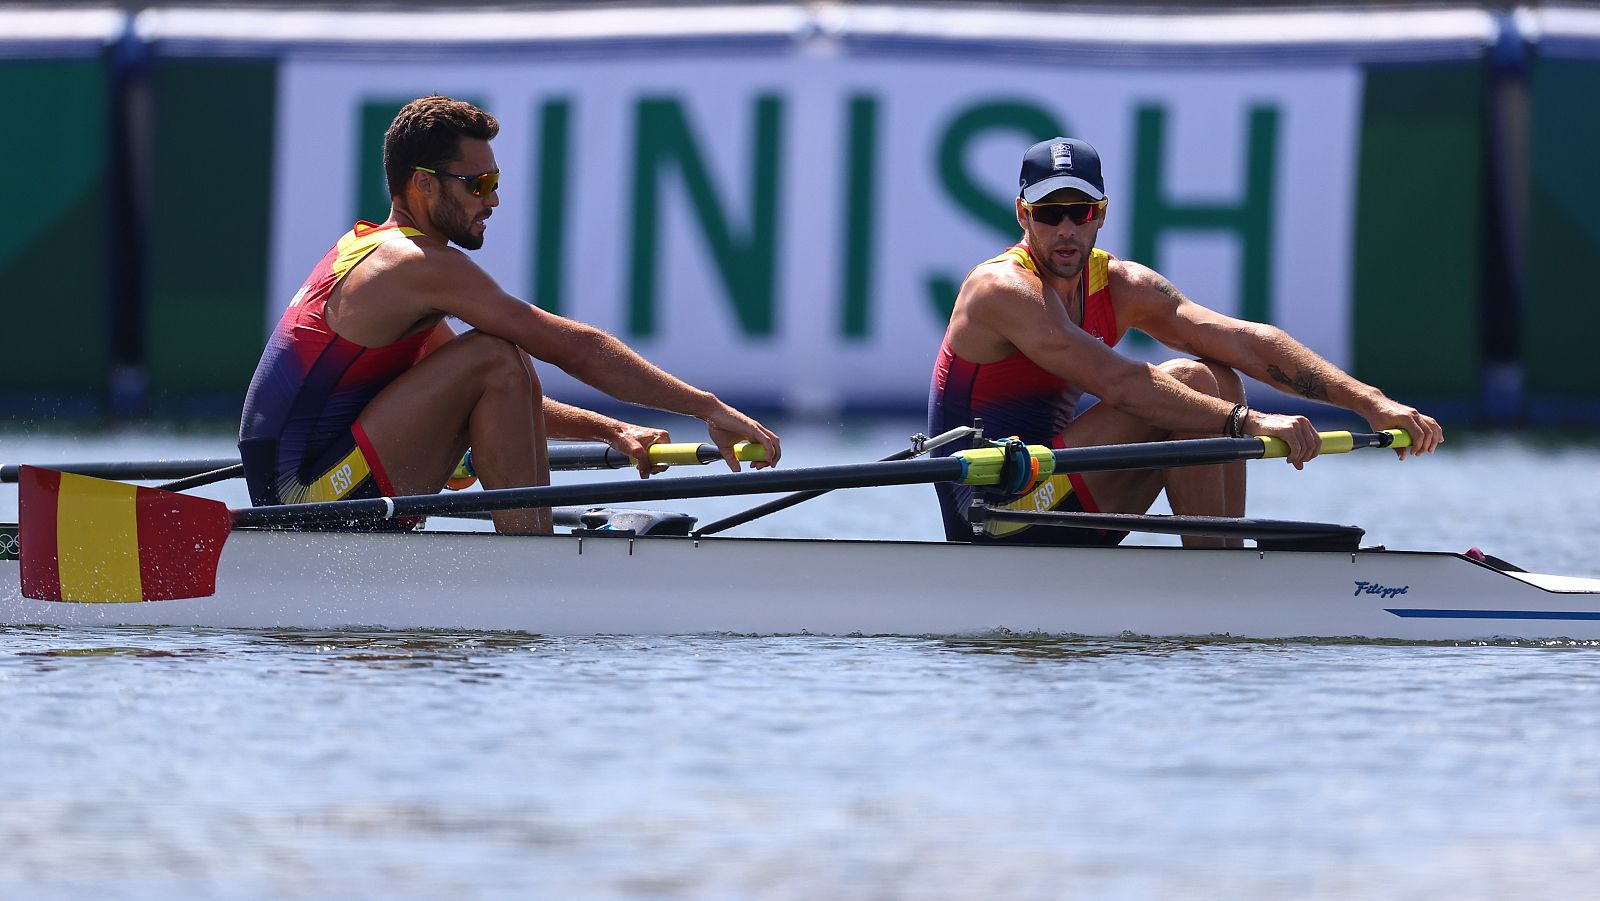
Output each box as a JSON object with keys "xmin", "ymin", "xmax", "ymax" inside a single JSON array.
[{"xmin": 1019, "ymin": 137, "xmax": 1105, "ymax": 203}]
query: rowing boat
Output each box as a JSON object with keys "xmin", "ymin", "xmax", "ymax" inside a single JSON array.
[
  {"xmin": 5, "ymin": 430, "xmax": 1599, "ymax": 640},
  {"xmin": 2, "ymin": 522, "xmax": 1599, "ymax": 639}
]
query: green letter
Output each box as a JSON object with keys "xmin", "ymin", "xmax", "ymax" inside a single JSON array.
[
  {"xmin": 532, "ymin": 98, "xmax": 571, "ymax": 314},
  {"xmin": 839, "ymin": 95, "xmax": 877, "ymax": 339},
  {"xmin": 628, "ymin": 96, "xmax": 783, "ymax": 337},
  {"xmin": 1131, "ymin": 104, "xmax": 1279, "ymax": 338}
]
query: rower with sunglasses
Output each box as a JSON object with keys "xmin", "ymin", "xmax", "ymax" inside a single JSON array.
[
  {"xmin": 928, "ymin": 137, "xmax": 1442, "ymax": 547},
  {"xmin": 239, "ymin": 95, "xmax": 780, "ymax": 534}
]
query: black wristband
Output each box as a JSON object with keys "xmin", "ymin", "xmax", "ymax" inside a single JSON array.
[{"xmin": 1226, "ymin": 404, "xmax": 1249, "ymax": 438}]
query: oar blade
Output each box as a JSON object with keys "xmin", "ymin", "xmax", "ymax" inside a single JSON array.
[{"xmin": 18, "ymin": 467, "xmax": 232, "ymax": 602}]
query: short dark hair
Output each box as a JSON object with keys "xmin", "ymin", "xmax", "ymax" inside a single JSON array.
[{"xmin": 383, "ymin": 95, "xmax": 500, "ymax": 199}]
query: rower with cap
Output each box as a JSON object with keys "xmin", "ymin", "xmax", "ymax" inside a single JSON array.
[{"xmin": 927, "ymin": 137, "xmax": 1443, "ymax": 547}]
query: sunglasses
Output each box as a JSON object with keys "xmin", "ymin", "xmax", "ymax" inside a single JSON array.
[
  {"xmin": 415, "ymin": 165, "xmax": 500, "ymax": 197},
  {"xmin": 1022, "ymin": 198, "xmax": 1107, "ymax": 227}
]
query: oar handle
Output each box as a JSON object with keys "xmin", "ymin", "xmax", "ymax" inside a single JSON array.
[
  {"xmin": 1257, "ymin": 429, "xmax": 1412, "ymax": 459},
  {"xmin": 643, "ymin": 441, "xmax": 765, "ymax": 466},
  {"xmin": 546, "ymin": 440, "xmax": 765, "ymax": 470}
]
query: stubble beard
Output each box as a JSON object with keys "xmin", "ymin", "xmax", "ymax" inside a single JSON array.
[
  {"xmin": 1039, "ymin": 251, "xmax": 1087, "ymax": 281},
  {"xmin": 438, "ymin": 194, "xmax": 485, "ymax": 251},
  {"xmin": 1036, "ymin": 234, "xmax": 1090, "ymax": 281}
]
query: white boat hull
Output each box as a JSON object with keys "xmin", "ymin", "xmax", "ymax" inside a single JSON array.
[{"xmin": 4, "ymin": 528, "xmax": 1600, "ymax": 640}]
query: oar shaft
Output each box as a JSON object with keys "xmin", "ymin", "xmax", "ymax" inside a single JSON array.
[
  {"xmin": 227, "ymin": 430, "xmax": 1407, "ymax": 530},
  {"xmin": 230, "ymin": 456, "xmax": 966, "ymax": 528},
  {"xmin": 1, "ymin": 458, "xmax": 240, "ymax": 483},
  {"xmin": 156, "ymin": 464, "xmax": 245, "ymax": 493},
  {"xmin": 1040, "ymin": 431, "xmax": 1406, "ymax": 475},
  {"xmin": 3, "ymin": 440, "xmax": 768, "ymax": 485},
  {"xmin": 695, "ymin": 426, "xmax": 977, "ymax": 536},
  {"xmin": 692, "ymin": 449, "xmax": 919, "ymax": 537}
]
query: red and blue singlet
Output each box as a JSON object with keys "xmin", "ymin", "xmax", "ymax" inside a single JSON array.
[
  {"xmin": 927, "ymin": 243, "xmax": 1123, "ymax": 542},
  {"xmin": 238, "ymin": 222, "xmax": 432, "ymax": 508}
]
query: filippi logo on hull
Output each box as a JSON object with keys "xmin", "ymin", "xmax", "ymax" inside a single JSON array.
[
  {"xmin": 1354, "ymin": 580, "xmax": 1409, "ymax": 599},
  {"xmin": 271, "ymin": 57, "xmax": 1360, "ymax": 411}
]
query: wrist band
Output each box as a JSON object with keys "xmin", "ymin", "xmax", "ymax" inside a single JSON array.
[{"xmin": 1226, "ymin": 404, "xmax": 1249, "ymax": 438}]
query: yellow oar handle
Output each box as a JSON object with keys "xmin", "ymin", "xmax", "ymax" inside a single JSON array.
[
  {"xmin": 642, "ymin": 440, "xmax": 766, "ymax": 466},
  {"xmin": 1258, "ymin": 429, "xmax": 1412, "ymax": 459}
]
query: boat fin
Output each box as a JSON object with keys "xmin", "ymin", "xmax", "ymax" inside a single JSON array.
[{"xmin": 18, "ymin": 467, "xmax": 232, "ymax": 603}]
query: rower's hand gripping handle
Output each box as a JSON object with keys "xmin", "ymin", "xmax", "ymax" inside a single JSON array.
[{"xmin": 1257, "ymin": 429, "xmax": 1412, "ymax": 460}]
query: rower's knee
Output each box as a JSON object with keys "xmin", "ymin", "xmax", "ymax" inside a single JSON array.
[
  {"xmin": 459, "ymin": 332, "xmax": 539, "ymax": 398},
  {"xmin": 1162, "ymin": 358, "xmax": 1244, "ymax": 403},
  {"xmin": 1206, "ymin": 361, "xmax": 1245, "ymax": 404}
]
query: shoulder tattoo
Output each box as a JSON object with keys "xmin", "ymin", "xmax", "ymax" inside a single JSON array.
[{"xmin": 1267, "ymin": 364, "xmax": 1329, "ymax": 400}]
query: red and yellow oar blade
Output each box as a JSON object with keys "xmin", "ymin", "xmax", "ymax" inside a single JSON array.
[{"xmin": 19, "ymin": 467, "xmax": 233, "ymax": 602}]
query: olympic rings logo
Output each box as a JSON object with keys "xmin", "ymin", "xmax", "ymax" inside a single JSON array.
[{"xmin": 0, "ymin": 531, "xmax": 18, "ymax": 559}]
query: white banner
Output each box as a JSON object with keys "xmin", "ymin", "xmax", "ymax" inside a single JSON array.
[{"xmin": 272, "ymin": 54, "xmax": 1361, "ymax": 413}]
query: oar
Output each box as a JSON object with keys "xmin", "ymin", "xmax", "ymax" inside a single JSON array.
[
  {"xmin": 157, "ymin": 464, "xmax": 246, "ymax": 492},
  {"xmin": 1, "ymin": 458, "xmax": 239, "ymax": 483},
  {"xmin": 17, "ymin": 429, "xmax": 1409, "ymax": 603},
  {"xmin": 695, "ymin": 426, "xmax": 977, "ymax": 536},
  {"xmin": 1, "ymin": 440, "xmax": 763, "ymax": 488}
]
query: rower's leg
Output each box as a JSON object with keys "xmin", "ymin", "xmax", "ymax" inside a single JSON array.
[
  {"xmin": 1055, "ymin": 400, "xmax": 1169, "ymax": 519},
  {"xmin": 1062, "ymin": 358, "xmax": 1245, "ymax": 547},
  {"xmin": 356, "ymin": 331, "xmax": 552, "ymax": 534},
  {"xmin": 1158, "ymin": 360, "xmax": 1247, "ymax": 533}
]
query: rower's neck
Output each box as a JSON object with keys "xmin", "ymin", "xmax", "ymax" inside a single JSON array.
[
  {"xmin": 386, "ymin": 204, "xmax": 420, "ymax": 230},
  {"xmin": 384, "ymin": 202, "xmax": 443, "ymax": 243}
]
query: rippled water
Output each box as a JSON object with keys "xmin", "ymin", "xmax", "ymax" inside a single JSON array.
[{"xmin": 4, "ymin": 419, "xmax": 1600, "ymax": 898}]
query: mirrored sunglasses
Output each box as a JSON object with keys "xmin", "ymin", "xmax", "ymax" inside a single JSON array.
[
  {"xmin": 415, "ymin": 165, "xmax": 500, "ymax": 197},
  {"xmin": 1023, "ymin": 198, "xmax": 1107, "ymax": 227}
]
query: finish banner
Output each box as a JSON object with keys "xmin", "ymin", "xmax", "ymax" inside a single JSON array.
[{"xmin": 272, "ymin": 56, "xmax": 1360, "ymax": 412}]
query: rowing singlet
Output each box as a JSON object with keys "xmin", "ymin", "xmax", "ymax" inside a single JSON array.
[
  {"xmin": 927, "ymin": 244, "xmax": 1121, "ymax": 541},
  {"xmin": 238, "ymin": 222, "xmax": 431, "ymax": 506}
]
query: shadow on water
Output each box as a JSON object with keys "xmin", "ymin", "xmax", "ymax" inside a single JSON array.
[
  {"xmin": 15, "ymin": 645, "xmax": 213, "ymax": 659},
  {"xmin": 922, "ymin": 631, "xmax": 1600, "ymax": 660},
  {"xmin": 0, "ymin": 626, "xmax": 558, "ymax": 676},
  {"xmin": 5, "ymin": 626, "xmax": 1600, "ymax": 671}
]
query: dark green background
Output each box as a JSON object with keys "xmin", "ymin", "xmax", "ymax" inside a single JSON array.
[
  {"xmin": 143, "ymin": 59, "xmax": 277, "ymax": 415},
  {"xmin": 0, "ymin": 59, "xmax": 111, "ymax": 414}
]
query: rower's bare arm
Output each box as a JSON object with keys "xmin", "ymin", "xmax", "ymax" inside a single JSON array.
[
  {"xmin": 543, "ymin": 400, "xmax": 671, "ymax": 477},
  {"xmin": 968, "ymin": 273, "xmax": 1243, "ymax": 437},
  {"xmin": 422, "ymin": 318, "xmax": 671, "ymax": 477},
  {"xmin": 414, "ymin": 250, "xmax": 780, "ymax": 469},
  {"xmin": 1115, "ymin": 261, "xmax": 1443, "ymax": 457}
]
